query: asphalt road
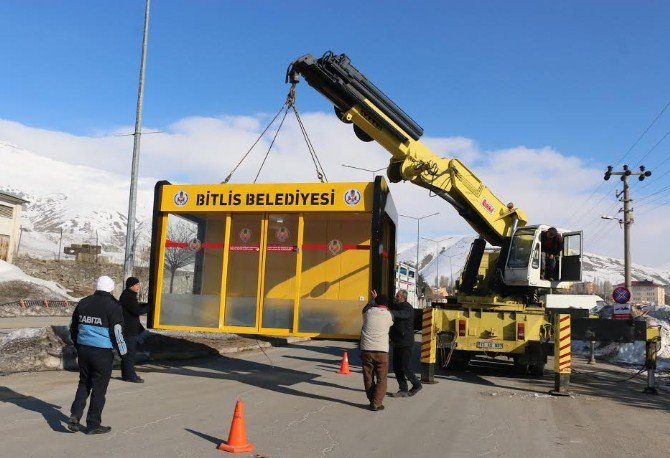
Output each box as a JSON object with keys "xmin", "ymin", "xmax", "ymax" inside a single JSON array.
[{"xmin": 1, "ymin": 339, "xmax": 669, "ymax": 457}]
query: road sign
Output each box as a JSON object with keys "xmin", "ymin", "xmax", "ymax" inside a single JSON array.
[
  {"xmin": 612, "ymin": 286, "xmax": 631, "ymax": 304},
  {"xmin": 612, "ymin": 286, "xmax": 632, "ymax": 319},
  {"xmin": 613, "ymin": 302, "xmax": 632, "ymax": 320}
]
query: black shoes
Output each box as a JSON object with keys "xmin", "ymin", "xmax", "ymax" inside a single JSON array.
[
  {"xmin": 86, "ymin": 425, "xmax": 112, "ymax": 435},
  {"xmin": 67, "ymin": 415, "xmax": 83, "ymax": 432},
  {"xmin": 408, "ymin": 383, "xmax": 423, "ymax": 396},
  {"xmin": 390, "ymin": 390, "xmax": 409, "ymax": 398},
  {"xmin": 124, "ymin": 376, "xmax": 145, "ymax": 383},
  {"xmin": 369, "ymin": 404, "xmax": 385, "ymax": 411},
  {"xmin": 68, "ymin": 417, "xmax": 111, "ymax": 434}
]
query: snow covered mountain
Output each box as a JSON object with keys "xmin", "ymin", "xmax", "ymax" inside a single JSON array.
[
  {"xmin": 398, "ymin": 235, "xmax": 670, "ymax": 287},
  {"xmin": 2, "ymin": 186, "xmax": 151, "ymax": 262}
]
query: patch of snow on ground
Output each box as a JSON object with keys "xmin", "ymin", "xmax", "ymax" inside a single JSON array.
[
  {"xmin": 573, "ymin": 308, "xmax": 670, "ymax": 371},
  {"xmin": 0, "ymin": 260, "xmax": 75, "ymax": 301},
  {"xmin": 0, "ymin": 327, "xmax": 44, "ymax": 346}
]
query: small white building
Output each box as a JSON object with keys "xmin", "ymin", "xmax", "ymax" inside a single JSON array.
[{"xmin": 0, "ymin": 191, "xmax": 29, "ymax": 264}]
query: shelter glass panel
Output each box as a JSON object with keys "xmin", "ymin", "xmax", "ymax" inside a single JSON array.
[
  {"xmin": 224, "ymin": 214, "xmax": 262, "ymax": 327},
  {"xmin": 261, "ymin": 214, "xmax": 299, "ymax": 329},
  {"xmin": 298, "ymin": 212, "xmax": 371, "ymax": 335},
  {"xmin": 159, "ymin": 213, "xmax": 224, "ymax": 328}
]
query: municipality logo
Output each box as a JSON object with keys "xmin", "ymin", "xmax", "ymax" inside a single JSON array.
[
  {"xmin": 343, "ymin": 188, "xmax": 361, "ymax": 206},
  {"xmin": 174, "ymin": 190, "xmax": 189, "ymax": 206}
]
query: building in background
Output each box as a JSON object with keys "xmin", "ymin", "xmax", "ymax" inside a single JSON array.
[
  {"xmin": 0, "ymin": 191, "xmax": 29, "ymax": 263},
  {"xmin": 614, "ymin": 280, "xmax": 666, "ymax": 306},
  {"xmin": 396, "ymin": 261, "xmax": 418, "ymax": 307}
]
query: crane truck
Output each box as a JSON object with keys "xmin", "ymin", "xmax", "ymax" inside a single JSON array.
[{"xmin": 287, "ymin": 51, "xmax": 661, "ymax": 386}]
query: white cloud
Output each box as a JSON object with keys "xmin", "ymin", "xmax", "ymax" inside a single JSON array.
[{"xmin": 1, "ymin": 114, "xmax": 668, "ymax": 268}]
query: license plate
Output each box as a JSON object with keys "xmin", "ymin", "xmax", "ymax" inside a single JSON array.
[{"xmin": 476, "ymin": 341, "xmax": 503, "ymax": 349}]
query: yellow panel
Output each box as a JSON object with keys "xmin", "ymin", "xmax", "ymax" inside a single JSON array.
[{"xmin": 161, "ymin": 182, "xmax": 373, "ymax": 213}]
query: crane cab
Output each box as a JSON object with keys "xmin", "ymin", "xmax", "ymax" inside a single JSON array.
[{"xmin": 503, "ymin": 225, "xmax": 583, "ymax": 289}]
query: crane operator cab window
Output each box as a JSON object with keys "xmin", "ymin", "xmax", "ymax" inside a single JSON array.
[
  {"xmin": 505, "ymin": 226, "xmax": 582, "ymax": 286},
  {"xmin": 507, "ymin": 229, "xmax": 535, "ymax": 268}
]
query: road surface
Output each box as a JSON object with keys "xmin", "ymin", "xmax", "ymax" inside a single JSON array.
[{"xmin": 1, "ymin": 339, "xmax": 668, "ymax": 457}]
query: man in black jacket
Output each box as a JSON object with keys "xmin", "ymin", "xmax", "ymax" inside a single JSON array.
[
  {"xmin": 68, "ymin": 276, "xmax": 127, "ymax": 435},
  {"xmin": 389, "ymin": 289, "xmax": 422, "ymax": 398},
  {"xmin": 119, "ymin": 277, "xmax": 147, "ymax": 383}
]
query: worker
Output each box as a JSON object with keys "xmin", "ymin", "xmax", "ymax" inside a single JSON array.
[
  {"xmin": 119, "ymin": 277, "xmax": 148, "ymax": 383},
  {"xmin": 541, "ymin": 227, "xmax": 564, "ymax": 281},
  {"xmin": 68, "ymin": 276, "xmax": 127, "ymax": 434},
  {"xmin": 360, "ymin": 292, "xmax": 394, "ymax": 411},
  {"xmin": 389, "ymin": 289, "xmax": 422, "ymax": 397}
]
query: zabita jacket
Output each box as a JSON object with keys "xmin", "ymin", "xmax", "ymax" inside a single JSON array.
[{"xmin": 70, "ymin": 291, "xmax": 127, "ymax": 355}]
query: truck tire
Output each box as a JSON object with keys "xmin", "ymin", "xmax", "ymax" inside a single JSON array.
[
  {"xmin": 447, "ymin": 351, "xmax": 471, "ymax": 371},
  {"xmin": 513, "ymin": 358, "xmax": 529, "ymax": 375},
  {"xmin": 529, "ymin": 361, "xmax": 545, "ymax": 377}
]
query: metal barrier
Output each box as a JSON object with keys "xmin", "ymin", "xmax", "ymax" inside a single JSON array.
[{"xmin": 0, "ymin": 299, "xmax": 77, "ymax": 308}]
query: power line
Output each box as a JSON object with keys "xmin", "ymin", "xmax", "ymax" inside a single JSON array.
[
  {"xmin": 633, "ymin": 128, "xmax": 670, "ymax": 166},
  {"xmin": 614, "ymin": 98, "xmax": 670, "ymax": 166},
  {"xmin": 564, "ymin": 98, "xmax": 670, "ymax": 226},
  {"xmin": 637, "ymin": 183, "xmax": 670, "ymax": 203}
]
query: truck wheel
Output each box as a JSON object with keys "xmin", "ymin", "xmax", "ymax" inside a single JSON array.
[
  {"xmin": 529, "ymin": 362, "xmax": 545, "ymax": 377},
  {"xmin": 513, "ymin": 358, "xmax": 529, "ymax": 375},
  {"xmin": 448, "ymin": 351, "xmax": 471, "ymax": 371}
]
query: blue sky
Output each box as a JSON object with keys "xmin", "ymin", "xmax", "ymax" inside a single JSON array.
[
  {"xmin": 1, "ymin": 1, "xmax": 669, "ymax": 265},
  {"xmin": 1, "ymin": 1, "xmax": 668, "ymax": 160}
]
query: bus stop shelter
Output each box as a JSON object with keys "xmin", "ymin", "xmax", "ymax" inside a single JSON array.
[{"xmin": 147, "ymin": 177, "xmax": 397, "ymax": 339}]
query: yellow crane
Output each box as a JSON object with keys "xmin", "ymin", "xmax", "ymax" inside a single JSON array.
[{"xmin": 287, "ymin": 52, "xmax": 660, "ymax": 388}]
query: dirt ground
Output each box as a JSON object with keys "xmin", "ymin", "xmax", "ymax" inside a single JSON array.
[{"xmin": 0, "ymin": 280, "xmax": 71, "ymax": 304}]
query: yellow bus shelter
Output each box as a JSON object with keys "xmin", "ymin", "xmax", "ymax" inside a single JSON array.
[{"xmin": 147, "ymin": 178, "xmax": 397, "ymax": 339}]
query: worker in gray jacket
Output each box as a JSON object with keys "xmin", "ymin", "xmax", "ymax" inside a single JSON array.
[{"xmin": 360, "ymin": 292, "xmax": 394, "ymax": 411}]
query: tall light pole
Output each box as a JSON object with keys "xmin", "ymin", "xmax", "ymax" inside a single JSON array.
[
  {"xmin": 341, "ymin": 163, "xmax": 386, "ymax": 181},
  {"xmin": 422, "ymin": 236, "xmax": 442, "ymax": 288},
  {"xmin": 123, "ymin": 0, "xmax": 151, "ymax": 282},
  {"xmin": 446, "ymin": 254, "xmax": 457, "ymax": 291},
  {"xmin": 400, "ymin": 212, "xmax": 439, "ymax": 303}
]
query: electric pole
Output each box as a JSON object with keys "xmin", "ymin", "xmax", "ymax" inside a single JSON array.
[
  {"xmin": 603, "ymin": 164, "xmax": 651, "ymax": 289},
  {"xmin": 123, "ymin": 0, "xmax": 151, "ymax": 282}
]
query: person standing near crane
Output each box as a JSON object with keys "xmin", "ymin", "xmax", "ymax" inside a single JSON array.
[{"xmin": 389, "ymin": 289, "xmax": 422, "ymax": 398}]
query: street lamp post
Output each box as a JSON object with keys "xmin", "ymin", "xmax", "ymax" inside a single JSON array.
[
  {"xmin": 123, "ymin": 0, "xmax": 151, "ymax": 283},
  {"xmin": 446, "ymin": 254, "xmax": 457, "ymax": 292},
  {"xmin": 400, "ymin": 212, "xmax": 439, "ymax": 303},
  {"xmin": 341, "ymin": 163, "xmax": 386, "ymax": 181},
  {"xmin": 422, "ymin": 236, "xmax": 442, "ymax": 289}
]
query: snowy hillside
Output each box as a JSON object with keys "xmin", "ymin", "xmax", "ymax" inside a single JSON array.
[
  {"xmin": 398, "ymin": 235, "xmax": 670, "ymax": 286},
  {"xmin": 0, "ymin": 260, "xmax": 75, "ymax": 300},
  {"xmin": 1, "ymin": 141, "xmax": 154, "ymax": 262}
]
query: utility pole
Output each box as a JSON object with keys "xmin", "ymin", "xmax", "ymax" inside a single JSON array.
[
  {"xmin": 123, "ymin": 0, "xmax": 151, "ymax": 282},
  {"xmin": 604, "ymin": 164, "xmax": 651, "ymax": 290},
  {"xmin": 57, "ymin": 228, "xmax": 63, "ymax": 262},
  {"xmin": 16, "ymin": 226, "xmax": 24, "ymax": 258}
]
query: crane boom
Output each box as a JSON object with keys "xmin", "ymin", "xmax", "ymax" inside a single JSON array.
[{"xmin": 288, "ymin": 52, "xmax": 527, "ymax": 246}]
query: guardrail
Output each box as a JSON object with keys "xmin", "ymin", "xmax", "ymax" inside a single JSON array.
[{"xmin": 0, "ymin": 299, "xmax": 77, "ymax": 308}]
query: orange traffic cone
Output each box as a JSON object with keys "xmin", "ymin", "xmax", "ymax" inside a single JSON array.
[
  {"xmin": 337, "ymin": 351, "xmax": 351, "ymax": 375},
  {"xmin": 218, "ymin": 400, "xmax": 255, "ymax": 453}
]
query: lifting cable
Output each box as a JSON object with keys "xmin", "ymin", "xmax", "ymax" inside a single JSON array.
[{"xmin": 223, "ymin": 83, "xmax": 328, "ymax": 184}]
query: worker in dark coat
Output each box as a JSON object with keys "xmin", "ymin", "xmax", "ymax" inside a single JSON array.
[
  {"xmin": 68, "ymin": 276, "xmax": 127, "ymax": 435},
  {"xmin": 389, "ymin": 289, "xmax": 422, "ymax": 397},
  {"xmin": 119, "ymin": 277, "xmax": 147, "ymax": 383},
  {"xmin": 540, "ymin": 227, "xmax": 564, "ymax": 281}
]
